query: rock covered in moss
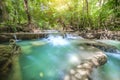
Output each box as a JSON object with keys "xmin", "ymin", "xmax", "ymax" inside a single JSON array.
[
  {"xmin": 0, "ymin": 44, "xmax": 21, "ymax": 80},
  {"xmin": 0, "ymin": 45, "xmax": 13, "ymax": 78}
]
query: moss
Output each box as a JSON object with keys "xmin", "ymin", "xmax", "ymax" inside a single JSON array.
[{"xmin": 0, "ymin": 44, "xmax": 21, "ymax": 80}]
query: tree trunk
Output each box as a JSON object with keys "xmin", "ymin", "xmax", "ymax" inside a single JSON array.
[
  {"xmin": 0, "ymin": 0, "xmax": 8, "ymax": 23},
  {"xmin": 0, "ymin": 3, "xmax": 2, "ymax": 22},
  {"xmin": 13, "ymin": 10, "xmax": 17, "ymax": 23},
  {"xmin": 23, "ymin": 0, "xmax": 31, "ymax": 25},
  {"xmin": 85, "ymin": 0, "xmax": 89, "ymax": 16}
]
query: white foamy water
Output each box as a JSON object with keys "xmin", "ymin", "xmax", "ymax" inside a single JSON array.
[
  {"xmin": 47, "ymin": 35, "xmax": 69, "ymax": 46},
  {"xmin": 65, "ymin": 33, "xmax": 83, "ymax": 39}
]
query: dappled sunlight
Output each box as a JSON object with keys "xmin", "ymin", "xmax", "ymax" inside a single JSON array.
[
  {"xmin": 48, "ymin": 0, "xmax": 71, "ymax": 12},
  {"xmin": 68, "ymin": 54, "xmax": 80, "ymax": 64},
  {"xmin": 55, "ymin": 5, "xmax": 68, "ymax": 12}
]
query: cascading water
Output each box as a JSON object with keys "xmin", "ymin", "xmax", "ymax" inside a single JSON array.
[
  {"xmin": 13, "ymin": 34, "xmax": 20, "ymax": 42},
  {"xmin": 64, "ymin": 33, "xmax": 83, "ymax": 39},
  {"xmin": 13, "ymin": 34, "xmax": 17, "ymax": 40},
  {"xmin": 47, "ymin": 35, "xmax": 69, "ymax": 46}
]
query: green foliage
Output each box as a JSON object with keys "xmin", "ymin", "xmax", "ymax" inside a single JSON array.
[{"xmin": 0, "ymin": 0, "xmax": 120, "ymax": 30}]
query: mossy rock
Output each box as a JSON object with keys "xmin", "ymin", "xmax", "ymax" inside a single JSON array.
[{"xmin": 0, "ymin": 44, "xmax": 21, "ymax": 80}]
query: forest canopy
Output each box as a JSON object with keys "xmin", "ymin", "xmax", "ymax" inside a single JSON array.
[{"xmin": 0, "ymin": 0, "xmax": 120, "ymax": 31}]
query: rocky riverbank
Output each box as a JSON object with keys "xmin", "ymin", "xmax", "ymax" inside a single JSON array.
[
  {"xmin": 0, "ymin": 33, "xmax": 49, "ymax": 43},
  {"xmin": 75, "ymin": 30, "xmax": 120, "ymax": 40},
  {"xmin": 0, "ymin": 30, "xmax": 120, "ymax": 43}
]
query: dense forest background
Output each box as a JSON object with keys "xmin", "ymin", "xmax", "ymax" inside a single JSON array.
[{"xmin": 0, "ymin": 0, "xmax": 120, "ymax": 31}]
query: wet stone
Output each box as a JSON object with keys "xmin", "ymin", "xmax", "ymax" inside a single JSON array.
[
  {"xmin": 64, "ymin": 75, "xmax": 70, "ymax": 80},
  {"xmin": 64, "ymin": 51, "xmax": 107, "ymax": 80},
  {"xmin": 70, "ymin": 69, "xmax": 76, "ymax": 75}
]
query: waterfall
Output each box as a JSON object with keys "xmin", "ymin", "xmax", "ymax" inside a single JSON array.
[
  {"xmin": 65, "ymin": 33, "xmax": 83, "ymax": 39},
  {"xmin": 47, "ymin": 35, "xmax": 69, "ymax": 46},
  {"xmin": 13, "ymin": 34, "xmax": 17, "ymax": 40},
  {"xmin": 13, "ymin": 34, "xmax": 20, "ymax": 42}
]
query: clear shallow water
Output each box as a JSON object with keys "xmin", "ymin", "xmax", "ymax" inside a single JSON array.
[
  {"xmin": 19, "ymin": 40, "xmax": 77, "ymax": 80},
  {"xmin": 13, "ymin": 38, "xmax": 99, "ymax": 80},
  {"xmin": 9, "ymin": 37, "xmax": 120, "ymax": 80}
]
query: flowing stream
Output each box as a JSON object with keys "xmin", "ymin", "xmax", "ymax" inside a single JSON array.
[{"xmin": 8, "ymin": 35, "xmax": 120, "ymax": 80}]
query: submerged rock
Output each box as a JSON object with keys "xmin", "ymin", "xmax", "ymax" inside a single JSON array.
[
  {"xmin": 84, "ymin": 42, "xmax": 120, "ymax": 54},
  {"xmin": 64, "ymin": 52, "xmax": 107, "ymax": 80},
  {"xmin": 74, "ymin": 39, "xmax": 120, "ymax": 54}
]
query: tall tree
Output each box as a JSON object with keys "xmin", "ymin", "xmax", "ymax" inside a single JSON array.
[
  {"xmin": 23, "ymin": 0, "xmax": 31, "ymax": 25},
  {"xmin": 85, "ymin": 0, "xmax": 89, "ymax": 15},
  {"xmin": 0, "ymin": 0, "xmax": 8, "ymax": 23}
]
